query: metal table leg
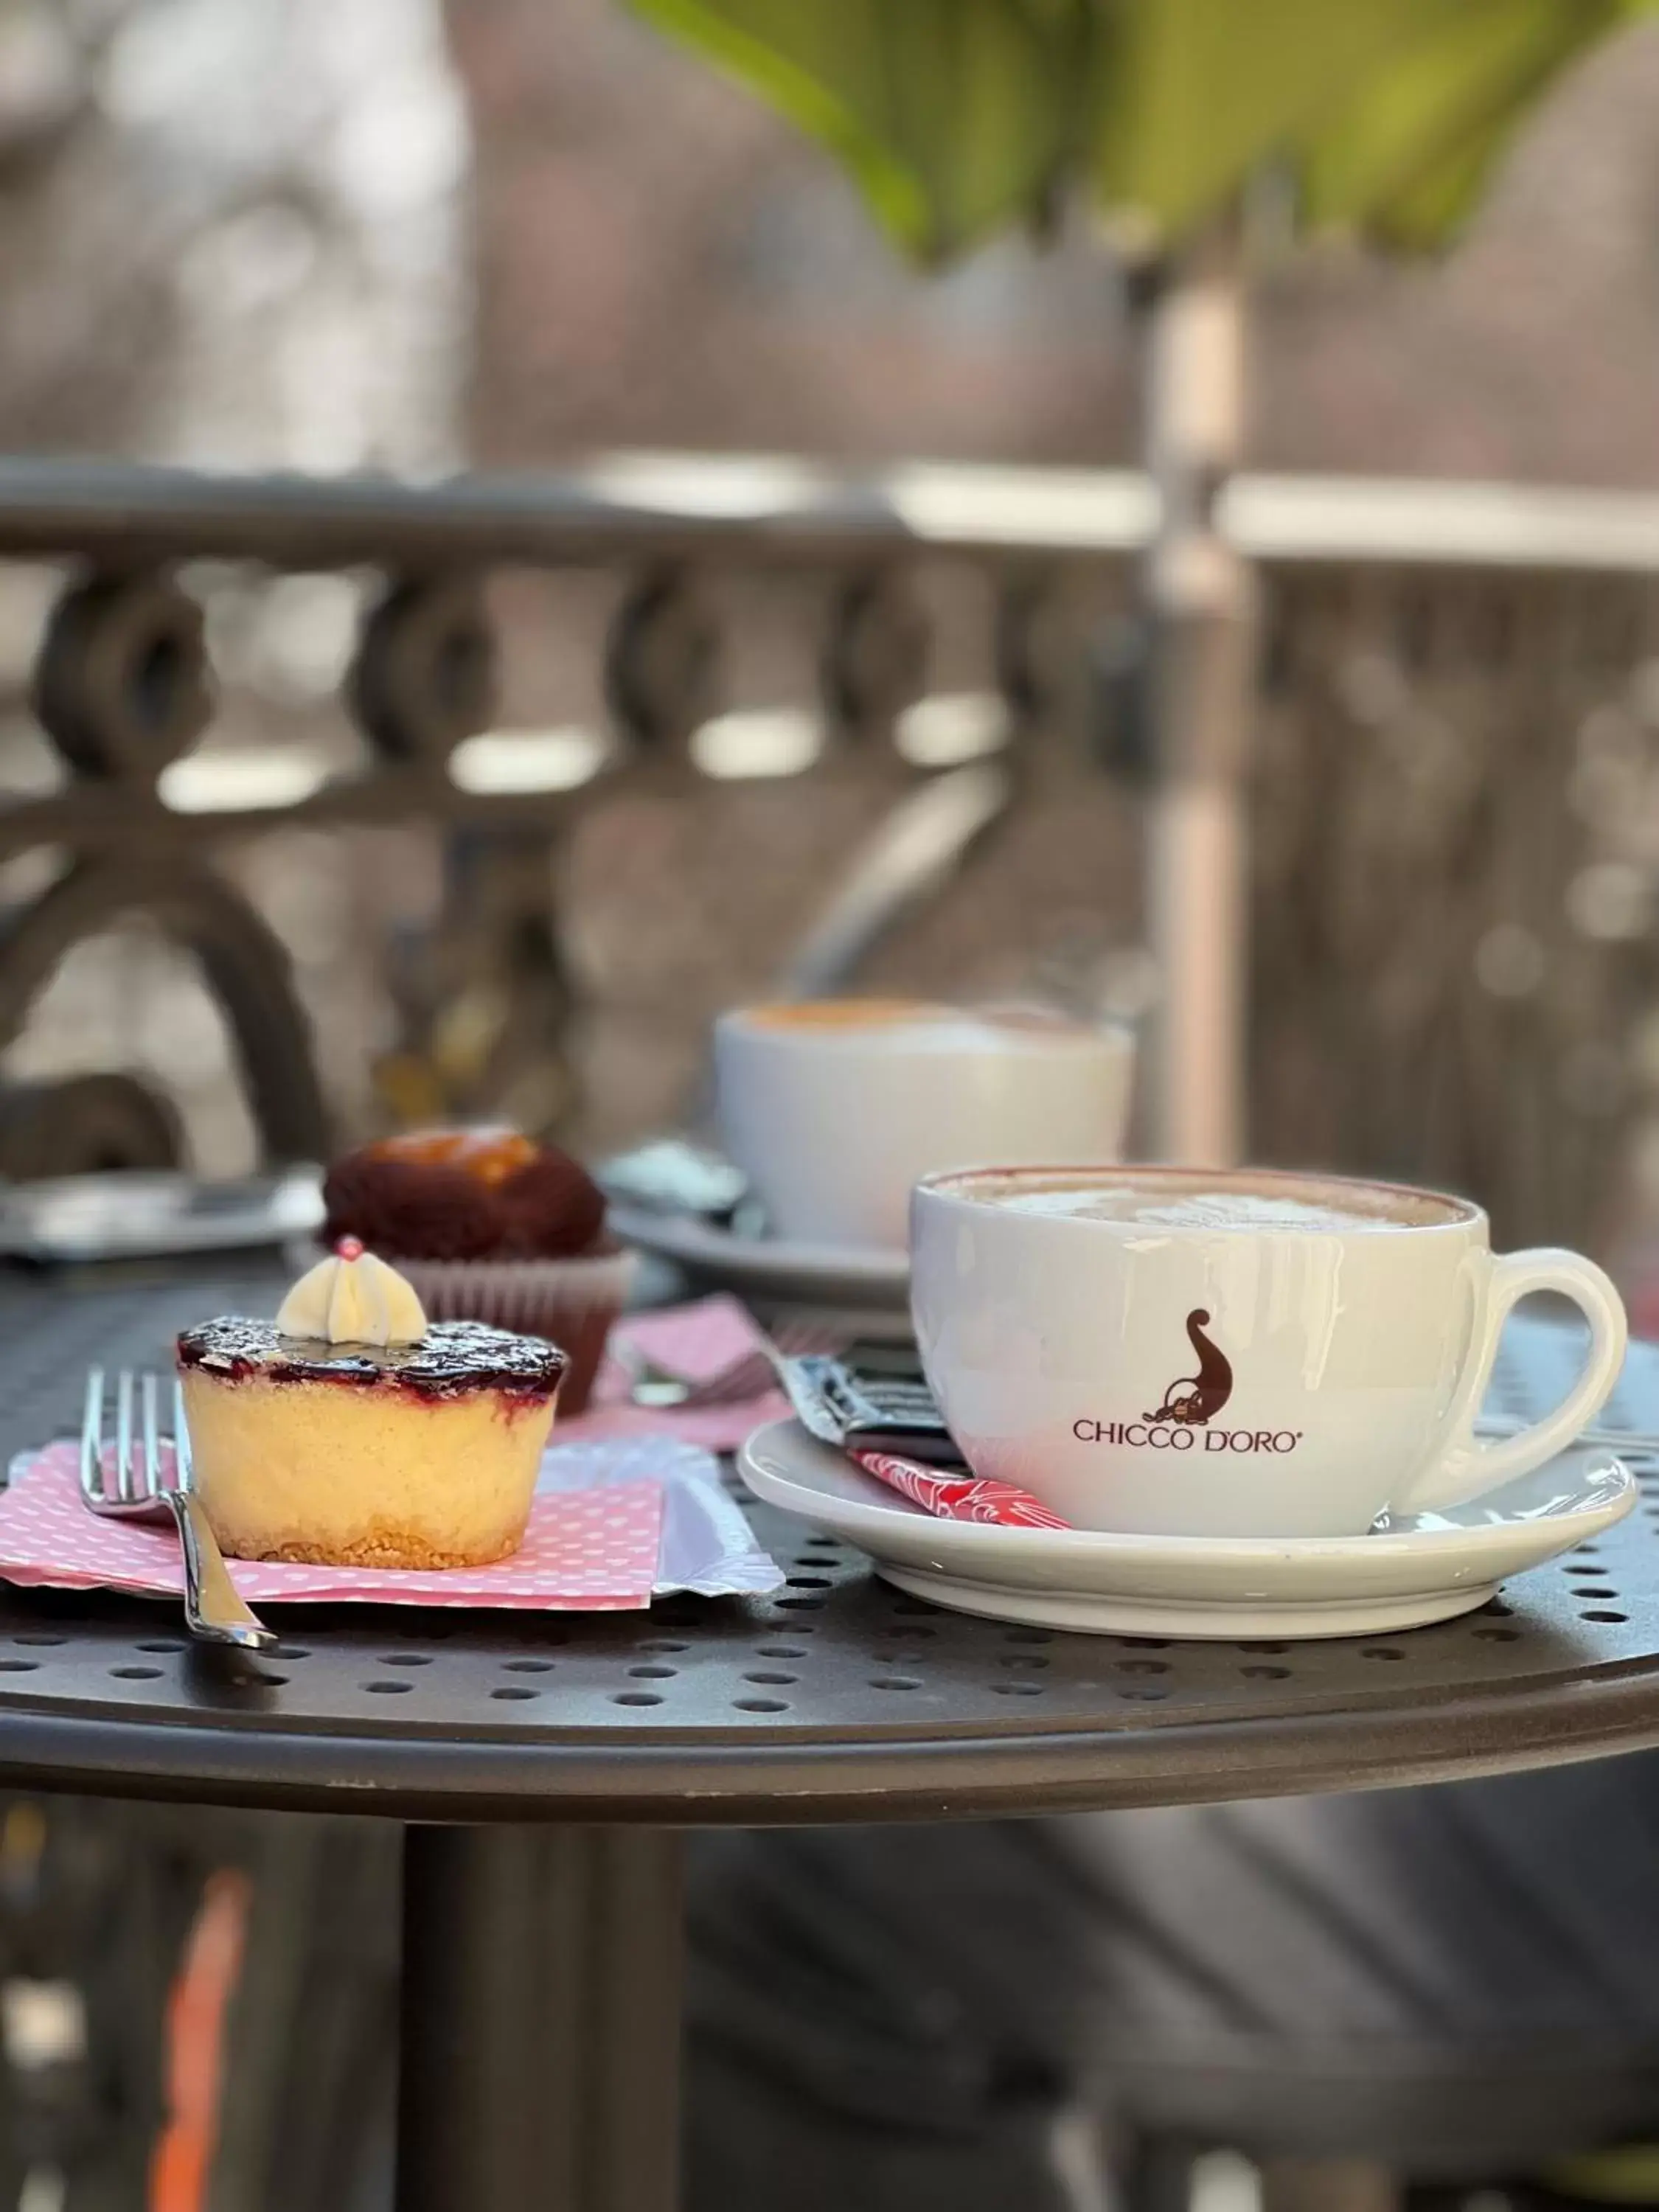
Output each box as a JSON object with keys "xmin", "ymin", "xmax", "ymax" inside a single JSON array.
[{"xmin": 396, "ymin": 1824, "xmax": 683, "ymax": 2212}]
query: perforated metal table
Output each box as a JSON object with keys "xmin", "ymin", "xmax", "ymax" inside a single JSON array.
[{"xmin": 2, "ymin": 1264, "xmax": 1659, "ymax": 2212}]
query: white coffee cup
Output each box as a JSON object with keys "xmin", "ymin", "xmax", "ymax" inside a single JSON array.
[
  {"xmin": 910, "ymin": 1163, "xmax": 1628, "ymax": 1537},
  {"xmin": 714, "ymin": 1001, "xmax": 1134, "ymax": 1251}
]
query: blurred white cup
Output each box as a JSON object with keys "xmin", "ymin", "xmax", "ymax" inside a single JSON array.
[{"xmin": 714, "ymin": 998, "xmax": 1135, "ymax": 1252}]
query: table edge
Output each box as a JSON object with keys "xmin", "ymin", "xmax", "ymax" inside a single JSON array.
[{"xmin": 1, "ymin": 1663, "xmax": 1656, "ymax": 1821}]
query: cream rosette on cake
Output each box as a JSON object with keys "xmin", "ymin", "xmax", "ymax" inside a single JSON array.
[{"xmin": 276, "ymin": 1237, "xmax": 428, "ymax": 1346}]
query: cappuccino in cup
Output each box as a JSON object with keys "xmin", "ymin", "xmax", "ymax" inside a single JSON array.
[
  {"xmin": 911, "ymin": 1164, "xmax": 1627, "ymax": 1537},
  {"xmin": 714, "ymin": 1001, "xmax": 1133, "ymax": 1251},
  {"xmin": 984, "ymin": 1178, "xmax": 1429, "ymax": 1231}
]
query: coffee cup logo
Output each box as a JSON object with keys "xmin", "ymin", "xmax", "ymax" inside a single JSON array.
[
  {"xmin": 1072, "ymin": 1310, "xmax": 1297, "ymax": 1454},
  {"xmin": 1144, "ymin": 1309, "xmax": 1234, "ymax": 1426}
]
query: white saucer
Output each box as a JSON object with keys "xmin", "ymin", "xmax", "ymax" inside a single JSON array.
[
  {"xmin": 610, "ymin": 1204, "xmax": 909, "ymax": 1310},
  {"xmin": 737, "ymin": 1419, "xmax": 1638, "ymax": 1639}
]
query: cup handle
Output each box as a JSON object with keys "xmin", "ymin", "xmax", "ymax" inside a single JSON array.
[{"xmin": 1396, "ymin": 1248, "xmax": 1627, "ymax": 1517}]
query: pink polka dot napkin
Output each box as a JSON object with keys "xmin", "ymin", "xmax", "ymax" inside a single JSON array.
[{"xmin": 0, "ymin": 1433, "xmax": 777, "ymax": 1613}]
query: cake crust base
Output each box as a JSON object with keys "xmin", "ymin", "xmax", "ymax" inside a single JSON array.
[{"xmin": 216, "ymin": 1527, "xmax": 525, "ymax": 1571}]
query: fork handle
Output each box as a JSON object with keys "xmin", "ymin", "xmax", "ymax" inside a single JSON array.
[{"xmin": 164, "ymin": 1492, "xmax": 277, "ymax": 1652}]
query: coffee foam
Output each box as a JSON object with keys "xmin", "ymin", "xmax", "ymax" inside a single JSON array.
[
  {"xmin": 733, "ymin": 1001, "xmax": 1102, "ymax": 1051},
  {"xmin": 739, "ymin": 999, "xmax": 948, "ymax": 1033},
  {"xmin": 962, "ymin": 1175, "xmax": 1465, "ymax": 1231}
]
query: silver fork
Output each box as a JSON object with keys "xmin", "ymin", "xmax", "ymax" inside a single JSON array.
[{"xmin": 80, "ymin": 1370, "xmax": 276, "ymax": 1652}]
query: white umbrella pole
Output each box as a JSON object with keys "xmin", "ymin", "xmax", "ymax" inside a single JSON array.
[{"xmin": 1144, "ymin": 220, "xmax": 1255, "ymax": 1167}]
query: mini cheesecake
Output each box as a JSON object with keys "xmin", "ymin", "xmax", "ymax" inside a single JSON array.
[{"xmin": 176, "ymin": 1243, "xmax": 565, "ymax": 1568}]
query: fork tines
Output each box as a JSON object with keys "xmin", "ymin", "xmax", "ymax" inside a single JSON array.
[{"xmin": 80, "ymin": 1368, "xmax": 191, "ymax": 1514}]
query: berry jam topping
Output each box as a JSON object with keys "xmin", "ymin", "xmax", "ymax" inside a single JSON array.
[{"xmin": 177, "ymin": 1316, "xmax": 566, "ymax": 1400}]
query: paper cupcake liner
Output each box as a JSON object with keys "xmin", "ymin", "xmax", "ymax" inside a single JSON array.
[{"xmin": 394, "ymin": 1250, "xmax": 636, "ymax": 1416}]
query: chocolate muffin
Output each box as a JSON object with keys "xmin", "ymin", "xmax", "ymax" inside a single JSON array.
[{"xmin": 321, "ymin": 1130, "xmax": 629, "ymax": 1413}]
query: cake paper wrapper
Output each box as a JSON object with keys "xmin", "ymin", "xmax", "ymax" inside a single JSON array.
[
  {"xmin": 397, "ymin": 1249, "xmax": 635, "ymax": 1328},
  {"xmin": 395, "ymin": 1249, "xmax": 634, "ymax": 1416}
]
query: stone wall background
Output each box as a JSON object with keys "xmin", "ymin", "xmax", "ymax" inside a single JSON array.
[{"xmin": 2, "ymin": 1, "xmax": 1659, "ymax": 1228}]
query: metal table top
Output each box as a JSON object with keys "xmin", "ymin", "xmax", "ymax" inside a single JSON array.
[{"xmin": 0, "ymin": 1260, "xmax": 1655, "ymax": 1823}]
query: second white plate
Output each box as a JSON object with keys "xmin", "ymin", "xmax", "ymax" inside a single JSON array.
[{"xmin": 610, "ymin": 1204, "xmax": 909, "ymax": 1310}]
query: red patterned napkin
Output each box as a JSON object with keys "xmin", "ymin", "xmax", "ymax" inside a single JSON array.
[
  {"xmin": 849, "ymin": 1448, "xmax": 1071, "ymax": 1530},
  {"xmin": 0, "ymin": 1441, "xmax": 665, "ymax": 1610}
]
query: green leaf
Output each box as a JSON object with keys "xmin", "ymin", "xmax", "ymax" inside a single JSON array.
[
  {"xmin": 1089, "ymin": 0, "xmax": 1468, "ymax": 239},
  {"xmin": 622, "ymin": 0, "xmax": 1659, "ymax": 260},
  {"xmin": 1300, "ymin": 0, "xmax": 1626, "ymax": 247},
  {"xmin": 622, "ymin": 0, "xmax": 1095, "ymax": 262}
]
